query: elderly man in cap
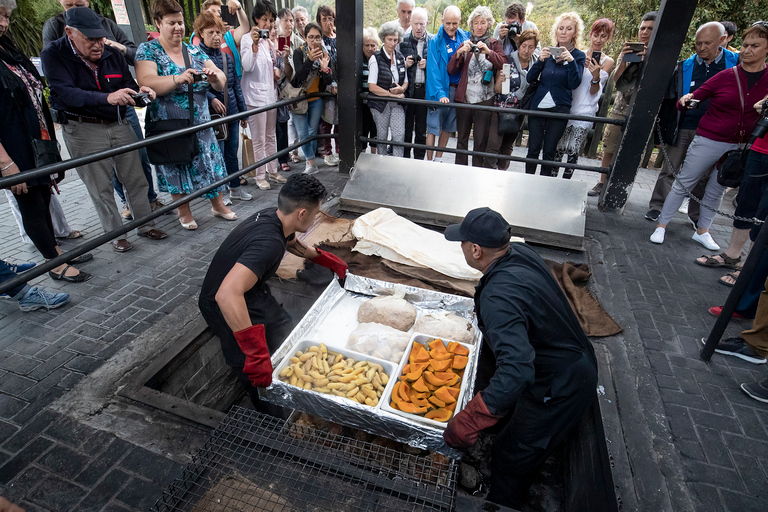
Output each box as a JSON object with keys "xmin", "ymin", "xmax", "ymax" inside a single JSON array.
[
  {"xmin": 442, "ymin": 207, "xmax": 598, "ymax": 509},
  {"xmin": 41, "ymin": 7, "xmax": 167, "ymax": 252}
]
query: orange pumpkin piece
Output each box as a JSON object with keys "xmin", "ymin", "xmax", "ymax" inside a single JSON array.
[
  {"xmin": 428, "ymin": 338, "xmax": 446, "ymax": 352},
  {"xmin": 424, "ymin": 371, "xmax": 452, "ymax": 387},
  {"xmin": 409, "ymin": 343, "xmax": 431, "ymax": 363},
  {"xmin": 445, "ymin": 387, "xmax": 460, "ymax": 399},
  {"xmin": 398, "ymin": 402, "xmax": 428, "ymax": 414},
  {"xmin": 404, "ymin": 362, "xmax": 430, "ymax": 382},
  {"xmin": 446, "ymin": 341, "xmax": 459, "ymax": 353},
  {"xmin": 401, "ymin": 364, "xmax": 411, "ymax": 375},
  {"xmin": 428, "ymin": 395, "xmax": 446, "ymax": 408},
  {"xmin": 445, "ymin": 402, "xmax": 457, "ymax": 412},
  {"xmin": 412, "ymin": 397, "xmax": 431, "ymax": 409},
  {"xmin": 452, "ymin": 356, "xmax": 468, "ymax": 370},
  {"xmin": 452, "ymin": 344, "xmax": 470, "ymax": 356},
  {"xmin": 429, "ymin": 359, "xmax": 452, "ymax": 372},
  {"xmin": 434, "ymin": 386, "xmax": 457, "ymax": 404},
  {"xmin": 410, "ymin": 389, "xmax": 429, "ymax": 400},
  {"xmin": 398, "ymin": 381, "xmax": 412, "ymax": 402},
  {"xmin": 411, "ymin": 375, "xmax": 429, "ymax": 393},
  {"xmin": 424, "ymin": 381, "xmax": 438, "ymax": 391},
  {"xmin": 390, "ymin": 401, "xmax": 400, "ymax": 410},
  {"xmin": 425, "ymin": 408, "xmax": 453, "ymax": 422},
  {"xmin": 391, "ymin": 383, "xmax": 403, "ymax": 406},
  {"xmin": 431, "ymin": 350, "xmax": 453, "ymax": 361}
]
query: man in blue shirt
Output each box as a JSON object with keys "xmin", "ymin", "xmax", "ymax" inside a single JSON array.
[{"xmin": 425, "ymin": 5, "xmax": 468, "ymax": 162}]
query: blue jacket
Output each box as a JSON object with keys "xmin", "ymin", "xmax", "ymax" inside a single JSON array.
[
  {"xmin": 41, "ymin": 36, "xmax": 138, "ymax": 121},
  {"xmin": 200, "ymin": 43, "xmax": 246, "ymax": 118},
  {"xmin": 680, "ymin": 47, "xmax": 738, "ymax": 96},
  {"xmin": 527, "ymin": 48, "xmax": 586, "ymax": 109},
  {"xmin": 426, "ymin": 25, "xmax": 469, "ymax": 102}
]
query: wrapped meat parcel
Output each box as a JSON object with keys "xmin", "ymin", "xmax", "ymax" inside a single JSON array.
[
  {"xmin": 413, "ymin": 312, "xmax": 475, "ymax": 344},
  {"xmin": 357, "ymin": 292, "xmax": 417, "ymax": 331},
  {"xmin": 346, "ymin": 322, "xmax": 411, "ymax": 363}
]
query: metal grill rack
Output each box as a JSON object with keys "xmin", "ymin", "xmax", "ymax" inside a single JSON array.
[{"xmin": 154, "ymin": 406, "xmax": 458, "ymax": 511}]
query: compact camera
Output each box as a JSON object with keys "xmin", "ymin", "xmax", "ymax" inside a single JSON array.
[
  {"xmin": 685, "ymin": 99, "xmax": 700, "ymax": 109},
  {"xmin": 130, "ymin": 91, "xmax": 152, "ymax": 107},
  {"xmin": 503, "ymin": 21, "xmax": 522, "ymax": 36},
  {"xmin": 193, "ymin": 71, "xmax": 209, "ymax": 82},
  {"xmin": 255, "ymin": 28, "xmax": 270, "ymax": 39},
  {"xmin": 469, "ymin": 44, "xmax": 480, "ymax": 53}
]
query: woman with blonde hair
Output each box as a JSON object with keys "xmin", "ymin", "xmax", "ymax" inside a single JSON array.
[{"xmin": 525, "ymin": 11, "xmax": 585, "ymax": 177}]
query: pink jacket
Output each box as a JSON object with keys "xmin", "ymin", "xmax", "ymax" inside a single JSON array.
[{"xmin": 240, "ymin": 34, "xmax": 277, "ymax": 107}]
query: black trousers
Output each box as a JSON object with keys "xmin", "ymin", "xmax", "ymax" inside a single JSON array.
[
  {"xmin": 485, "ymin": 352, "xmax": 598, "ymax": 509},
  {"xmin": 15, "ymin": 184, "xmax": 58, "ymax": 260},
  {"xmin": 276, "ymin": 119, "xmax": 289, "ymax": 165},
  {"xmin": 404, "ymin": 85, "xmax": 428, "ymax": 159},
  {"xmin": 525, "ymin": 106, "xmax": 570, "ymax": 177},
  {"xmin": 199, "ymin": 292, "xmax": 292, "ymax": 418}
]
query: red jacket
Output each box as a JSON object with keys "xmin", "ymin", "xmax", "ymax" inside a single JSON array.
[
  {"xmin": 447, "ymin": 38, "xmax": 506, "ymax": 104},
  {"xmin": 681, "ymin": 65, "xmax": 768, "ymax": 143}
]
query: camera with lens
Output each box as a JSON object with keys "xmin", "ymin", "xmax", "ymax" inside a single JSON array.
[
  {"xmin": 193, "ymin": 71, "xmax": 209, "ymax": 83},
  {"xmin": 685, "ymin": 99, "xmax": 700, "ymax": 109},
  {"xmin": 256, "ymin": 28, "xmax": 270, "ymax": 39},
  {"xmin": 130, "ymin": 91, "xmax": 152, "ymax": 108},
  {"xmin": 504, "ymin": 21, "xmax": 522, "ymax": 36},
  {"xmin": 469, "ymin": 44, "xmax": 480, "ymax": 53},
  {"xmin": 753, "ymin": 101, "xmax": 768, "ymax": 140},
  {"xmin": 412, "ymin": 54, "xmax": 422, "ymax": 63}
]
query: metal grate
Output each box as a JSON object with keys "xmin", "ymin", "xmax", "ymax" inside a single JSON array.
[{"xmin": 154, "ymin": 406, "xmax": 458, "ymax": 511}]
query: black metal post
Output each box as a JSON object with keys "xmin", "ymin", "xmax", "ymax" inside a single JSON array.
[
  {"xmin": 120, "ymin": 0, "xmax": 148, "ymax": 47},
  {"xmin": 701, "ymin": 215, "xmax": 768, "ymax": 360},
  {"xmin": 335, "ymin": 0, "xmax": 364, "ymax": 175},
  {"xmin": 599, "ymin": 0, "xmax": 697, "ymax": 212}
]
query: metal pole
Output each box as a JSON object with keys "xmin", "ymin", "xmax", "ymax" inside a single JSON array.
[
  {"xmin": 599, "ymin": 0, "xmax": 697, "ymax": 212},
  {"xmin": 117, "ymin": 0, "xmax": 148, "ymax": 47},
  {"xmin": 701, "ymin": 214, "xmax": 768, "ymax": 361},
  {"xmin": 335, "ymin": 0, "xmax": 364, "ymax": 174}
]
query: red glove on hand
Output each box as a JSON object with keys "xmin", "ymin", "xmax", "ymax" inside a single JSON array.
[
  {"xmin": 443, "ymin": 393, "xmax": 501, "ymax": 450},
  {"xmin": 312, "ymin": 248, "xmax": 348, "ymax": 280},
  {"xmin": 233, "ymin": 324, "xmax": 273, "ymax": 388}
]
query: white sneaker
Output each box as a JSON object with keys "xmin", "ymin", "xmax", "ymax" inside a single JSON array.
[
  {"xmin": 692, "ymin": 231, "xmax": 720, "ymax": 251},
  {"xmin": 229, "ymin": 188, "xmax": 253, "ymax": 201},
  {"xmin": 650, "ymin": 227, "xmax": 665, "ymax": 244},
  {"xmin": 304, "ymin": 162, "xmax": 319, "ymax": 175},
  {"xmin": 678, "ymin": 197, "xmax": 689, "ymax": 214},
  {"xmin": 433, "ymin": 157, "xmax": 442, "ymax": 163},
  {"xmin": 222, "ymin": 192, "xmax": 232, "ymax": 206},
  {"xmin": 324, "ymin": 154, "xmax": 340, "ymax": 166}
]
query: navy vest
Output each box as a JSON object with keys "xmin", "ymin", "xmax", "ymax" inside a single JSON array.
[{"xmin": 368, "ymin": 48, "xmax": 406, "ymax": 113}]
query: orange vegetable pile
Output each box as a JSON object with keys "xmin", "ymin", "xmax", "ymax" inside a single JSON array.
[{"xmin": 390, "ymin": 338, "xmax": 470, "ymax": 422}]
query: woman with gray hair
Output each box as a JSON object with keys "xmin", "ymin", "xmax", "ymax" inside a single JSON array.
[
  {"xmin": 367, "ymin": 21, "xmax": 408, "ymax": 157},
  {"xmin": 448, "ymin": 5, "xmax": 505, "ymax": 167}
]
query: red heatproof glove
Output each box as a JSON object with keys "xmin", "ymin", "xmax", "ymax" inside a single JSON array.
[
  {"xmin": 443, "ymin": 392, "xmax": 501, "ymax": 450},
  {"xmin": 233, "ymin": 324, "xmax": 273, "ymax": 388},
  {"xmin": 312, "ymin": 248, "xmax": 348, "ymax": 280}
]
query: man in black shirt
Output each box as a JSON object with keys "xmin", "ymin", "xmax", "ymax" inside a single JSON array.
[
  {"xmin": 199, "ymin": 174, "xmax": 347, "ymax": 413},
  {"xmin": 442, "ymin": 207, "xmax": 598, "ymax": 509}
]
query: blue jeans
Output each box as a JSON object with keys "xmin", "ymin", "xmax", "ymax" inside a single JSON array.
[
  {"xmin": 114, "ymin": 106, "xmax": 157, "ymax": 204},
  {"xmin": 219, "ymin": 120, "xmax": 241, "ymax": 189},
  {"xmin": 0, "ymin": 260, "xmax": 30, "ymax": 299},
  {"xmin": 292, "ymin": 99, "xmax": 324, "ymax": 161}
]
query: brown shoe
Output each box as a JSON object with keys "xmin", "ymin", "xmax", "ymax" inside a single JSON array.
[
  {"xmin": 112, "ymin": 239, "xmax": 133, "ymax": 252},
  {"xmin": 121, "ymin": 204, "xmax": 132, "ymax": 220},
  {"xmin": 139, "ymin": 229, "xmax": 168, "ymax": 240}
]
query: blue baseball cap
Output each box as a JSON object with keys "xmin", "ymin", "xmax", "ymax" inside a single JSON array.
[
  {"xmin": 444, "ymin": 207, "xmax": 512, "ymax": 248},
  {"xmin": 65, "ymin": 7, "xmax": 109, "ymax": 39}
]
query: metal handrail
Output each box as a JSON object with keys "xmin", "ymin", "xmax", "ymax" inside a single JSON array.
[
  {"xmin": 0, "ymin": 92, "xmax": 332, "ymax": 188},
  {"xmin": 359, "ymin": 93, "xmax": 626, "ymax": 126},
  {"xmin": 359, "ymin": 138, "xmax": 610, "ymax": 174}
]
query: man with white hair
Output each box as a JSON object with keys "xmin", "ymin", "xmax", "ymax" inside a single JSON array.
[
  {"xmin": 426, "ymin": 5, "xmax": 469, "ymax": 162},
  {"xmin": 398, "ymin": 6, "xmax": 432, "ymax": 159},
  {"xmin": 293, "ymin": 5, "xmax": 310, "ymax": 40},
  {"xmin": 647, "ymin": 21, "xmax": 738, "ymax": 224},
  {"xmin": 392, "ymin": 0, "xmax": 414, "ymax": 37}
]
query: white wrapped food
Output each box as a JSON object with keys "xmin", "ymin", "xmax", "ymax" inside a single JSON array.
[
  {"xmin": 357, "ymin": 294, "xmax": 417, "ymax": 331},
  {"xmin": 346, "ymin": 322, "xmax": 411, "ymax": 363},
  {"xmin": 413, "ymin": 312, "xmax": 475, "ymax": 344}
]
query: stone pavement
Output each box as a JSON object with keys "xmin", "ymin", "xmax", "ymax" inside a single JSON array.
[{"xmin": 0, "ymin": 140, "xmax": 766, "ymax": 511}]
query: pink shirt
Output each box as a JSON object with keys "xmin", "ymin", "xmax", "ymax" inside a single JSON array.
[{"xmin": 239, "ymin": 33, "xmax": 277, "ymax": 107}]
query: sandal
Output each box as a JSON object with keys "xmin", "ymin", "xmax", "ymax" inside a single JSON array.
[
  {"xmin": 719, "ymin": 271, "xmax": 739, "ymax": 287},
  {"xmin": 281, "ymin": 163, "xmax": 291, "ymax": 172},
  {"xmin": 290, "ymin": 152, "xmax": 302, "ymax": 163},
  {"xmin": 695, "ymin": 253, "xmax": 742, "ymax": 269},
  {"xmin": 67, "ymin": 253, "xmax": 93, "ymax": 265},
  {"xmin": 56, "ymin": 230, "xmax": 83, "ymax": 240},
  {"xmin": 239, "ymin": 176, "xmax": 248, "ymax": 187},
  {"xmin": 48, "ymin": 265, "xmax": 92, "ymax": 283}
]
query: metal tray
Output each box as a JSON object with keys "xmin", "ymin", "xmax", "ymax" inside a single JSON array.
[{"xmin": 380, "ymin": 333, "xmax": 474, "ymax": 429}]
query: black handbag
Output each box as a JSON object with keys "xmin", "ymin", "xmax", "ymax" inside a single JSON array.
[
  {"xmin": 145, "ymin": 46, "xmax": 200, "ymax": 165},
  {"xmin": 716, "ymin": 68, "xmax": 748, "ymax": 188},
  {"xmin": 495, "ymin": 94, "xmax": 522, "ymax": 134},
  {"xmin": 30, "ymin": 137, "xmax": 62, "ymax": 167}
]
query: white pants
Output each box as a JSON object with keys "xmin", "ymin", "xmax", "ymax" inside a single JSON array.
[{"xmin": 5, "ymin": 189, "xmax": 72, "ymax": 243}]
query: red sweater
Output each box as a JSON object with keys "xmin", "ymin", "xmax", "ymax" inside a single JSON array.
[{"xmin": 680, "ymin": 65, "xmax": 768, "ymax": 143}]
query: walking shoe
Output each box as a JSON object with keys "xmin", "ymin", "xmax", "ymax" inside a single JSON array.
[
  {"xmin": 708, "ymin": 306, "xmax": 752, "ymax": 320},
  {"xmin": 587, "ymin": 181, "xmax": 604, "ymax": 197},
  {"xmin": 255, "ymin": 179, "xmax": 271, "ymax": 190},
  {"xmin": 229, "ymin": 188, "xmax": 253, "ymax": 201},
  {"xmin": 304, "ymin": 162, "xmax": 319, "ymax": 175},
  {"xmin": 18, "ymin": 287, "xmax": 70, "ymax": 312},
  {"xmin": 121, "ymin": 204, "xmax": 132, "ymax": 220},
  {"xmin": 650, "ymin": 227, "xmax": 665, "ymax": 244},
  {"xmin": 268, "ymin": 172, "xmax": 287, "ymax": 184},
  {"xmin": 149, "ymin": 198, "xmax": 165, "ymax": 212},
  {"xmin": 700, "ymin": 337, "xmax": 767, "ymax": 364},
  {"xmin": 6, "ymin": 261, "xmax": 36, "ymax": 273},
  {"xmin": 678, "ymin": 197, "xmax": 689, "ymax": 214},
  {"xmin": 222, "ymin": 192, "xmax": 232, "ymax": 206},
  {"xmin": 324, "ymin": 154, "xmax": 340, "ymax": 166},
  {"xmin": 741, "ymin": 378, "xmax": 768, "ymax": 403},
  {"xmin": 692, "ymin": 231, "xmax": 720, "ymax": 251},
  {"xmin": 644, "ymin": 209, "xmax": 661, "ymax": 222},
  {"xmin": 290, "ymin": 151, "xmax": 303, "ymax": 163}
]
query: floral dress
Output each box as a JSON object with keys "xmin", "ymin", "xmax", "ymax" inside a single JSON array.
[{"xmin": 135, "ymin": 40, "xmax": 225, "ymax": 198}]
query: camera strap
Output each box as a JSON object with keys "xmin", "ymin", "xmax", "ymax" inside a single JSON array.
[{"xmin": 734, "ymin": 67, "xmax": 747, "ymax": 142}]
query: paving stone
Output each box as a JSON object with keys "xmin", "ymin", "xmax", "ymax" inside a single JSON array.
[
  {"xmin": 0, "ymin": 421, "xmax": 18, "ymax": 447},
  {"xmin": 75, "ymin": 438, "xmax": 132, "ymax": 488},
  {"xmin": 26, "ymin": 349, "xmax": 76, "ymax": 379},
  {"xmin": 37, "ymin": 444, "xmax": 92, "ymax": 480},
  {"xmin": 63, "ymin": 355, "xmax": 102, "ymax": 374},
  {"xmin": 75, "ymin": 469, "xmax": 130, "ymax": 511},
  {"xmin": 0, "ymin": 374, "xmax": 36, "ymax": 397},
  {"xmin": 0, "ymin": 437, "xmax": 53, "ymax": 485},
  {"xmin": 5, "ymin": 338, "xmax": 47, "ymax": 357},
  {"xmin": 2, "ymin": 410, "xmax": 58, "ymax": 454},
  {"xmin": 1, "ymin": 466, "xmax": 48, "ymax": 503},
  {"xmin": 0, "ymin": 354, "xmax": 41, "ymax": 375},
  {"xmin": 118, "ymin": 447, "xmax": 182, "ymax": 487},
  {"xmin": 687, "ymin": 482, "xmax": 723, "ymax": 511},
  {"xmin": 27, "ymin": 474, "xmax": 87, "ymax": 512},
  {"xmin": 115, "ymin": 476, "xmax": 164, "ymax": 510},
  {"xmin": 664, "ymin": 404, "xmax": 698, "ymax": 441},
  {"xmin": 45, "ymin": 416, "xmax": 99, "ymax": 449},
  {"xmin": 11, "ymin": 387, "xmax": 64, "ymax": 425},
  {"xmin": 0, "ymin": 394, "xmax": 26, "ymax": 420},
  {"xmin": 20, "ymin": 369, "xmax": 70, "ymax": 402},
  {"xmin": 719, "ymin": 489, "xmax": 768, "ymax": 512},
  {"xmin": 689, "ymin": 408, "xmax": 742, "ymax": 435}
]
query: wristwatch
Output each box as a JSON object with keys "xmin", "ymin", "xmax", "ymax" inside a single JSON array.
[{"xmin": 591, "ymin": 79, "xmax": 600, "ymax": 84}]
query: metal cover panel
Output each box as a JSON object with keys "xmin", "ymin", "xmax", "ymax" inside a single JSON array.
[{"xmin": 340, "ymin": 154, "xmax": 587, "ymax": 250}]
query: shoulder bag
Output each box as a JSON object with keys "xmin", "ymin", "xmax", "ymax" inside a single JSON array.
[
  {"xmin": 716, "ymin": 67, "xmax": 749, "ymax": 188},
  {"xmin": 209, "ymin": 53, "xmax": 229, "ymax": 142},
  {"xmin": 144, "ymin": 46, "xmax": 200, "ymax": 165},
  {"xmin": 279, "ymin": 50, "xmax": 314, "ymax": 115},
  {"xmin": 496, "ymin": 94, "xmax": 522, "ymax": 134}
]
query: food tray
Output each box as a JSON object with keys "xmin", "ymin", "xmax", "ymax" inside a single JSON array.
[
  {"xmin": 272, "ymin": 339, "xmax": 398, "ymax": 410},
  {"xmin": 381, "ymin": 333, "xmax": 474, "ymax": 429}
]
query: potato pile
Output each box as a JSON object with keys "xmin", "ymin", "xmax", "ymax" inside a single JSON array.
[{"xmin": 278, "ymin": 343, "xmax": 390, "ymax": 406}]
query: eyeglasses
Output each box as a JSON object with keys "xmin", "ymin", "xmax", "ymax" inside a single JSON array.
[
  {"xmin": 306, "ymin": 34, "xmax": 322, "ymax": 41},
  {"xmin": 752, "ymin": 21, "xmax": 768, "ymax": 29},
  {"xmin": 202, "ymin": 29, "xmax": 222, "ymax": 37}
]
